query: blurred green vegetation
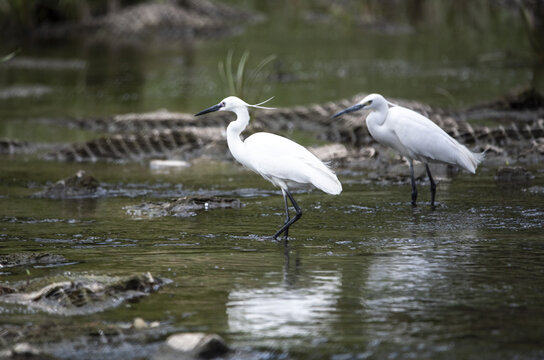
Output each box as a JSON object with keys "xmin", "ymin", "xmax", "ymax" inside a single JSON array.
[
  {"xmin": 218, "ymin": 51, "xmax": 276, "ymax": 103},
  {"xmin": 0, "ymin": 49, "xmax": 18, "ymax": 63}
]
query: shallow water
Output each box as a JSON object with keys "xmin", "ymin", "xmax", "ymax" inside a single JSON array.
[
  {"xmin": 1, "ymin": 1, "xmax": 544, "ymax": 359},
  {"xmin": 1, "ymin": 159, "xmax": 543, "ymax": 359}
]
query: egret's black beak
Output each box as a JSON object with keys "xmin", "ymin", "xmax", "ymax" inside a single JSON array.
[
  {"xmin": 332, "ymin": 104, "xmax": 364, "ymax": 118},
  {"xmin": 195, "ymin": 103, "xmax": 222, "ymax": 116}
]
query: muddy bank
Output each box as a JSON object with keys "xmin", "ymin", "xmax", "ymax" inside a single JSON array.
[
  {"xmin": 5, "ymin": 89, "xmax": 544, "ymax": 174},
  {"xmin": 43, "ymin": 127, "xmax": 225, "ymax": 163},
  {"xmin": 48, "ymin": 90, "xmax": 544, "ymax": 167},
  {"xmin": 33, "ymin": 0, "xmax": 262, "ymax": 44}
]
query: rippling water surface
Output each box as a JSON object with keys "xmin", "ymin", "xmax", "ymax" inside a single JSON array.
[
  {"xmin": 1, "ymin": 1, "xmax": 543, "ymax": 358},
  {"xmin": 1, "ymin": 160, "xmax": 543, "ymax": 359}
]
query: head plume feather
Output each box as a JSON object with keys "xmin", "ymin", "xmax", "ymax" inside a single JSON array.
[{"xmin": 247, "ymin": 96, "xmax": 275, "ymax": 110}]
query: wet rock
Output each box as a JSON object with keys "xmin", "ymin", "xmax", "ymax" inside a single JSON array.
[
  {"xmin": 482, "ymin": 144, "xmax": 505, "ymax": 155},
  {"xmin": 530, "ymin": 138, "xmax": 544, "ymax": 155},
  {"xmin": 34, "ymin": 170, "xmax": 100, "ymax": 199},
  {"xmin": 150, "ymin": 159, "xmax": 191, "ymax": 170},
  {"xmin": 495, "ymin": 166, "xmax": 533, "ymax": 184},
  {"xmin": 132, "ymin": 317, "xmax": 160, "ymax": 330},
  {"xmin": 185, "ymin": 140, "xmax": 231, "ymax": 162},
  {"xmin": 357, "ymin": 146, "xmax": 377, "ymax": 159},
  {"xmin": 29, "ymin": 91, "xmax": 544, "ymax": 169},
  {"xmin": 0, "ymin": 139, "xmax": 59, "ymax": 156},
  {"xmin": 384, "ymin": 162, "xmax": 426, "ymax": 181},
  {"xmin": 154, "ymin": 333, "xmax": 230, "ymax": 360},
  {"xmin": 133, "ymin": 317, "xmax": 148, "ymax": 329},
  {"xmin": 125, "ymin": 196, "xmax": 243, "ymax": 218},
  {"xmin": 0, "ymin": 284, "xmax": 17, "ymax": 295},
  {"xmin": 44, "ymin": 129, "xmax": 215, "ymax": 163},
  {"xmin": 0, "ymin": 139, "xmax": 28, "ymax": 155},
  {"xmin": 0, "ymin": 253, "xmax": 68, "ymax": 268},
  {"xmin": 0, "ymin": 342, "xmax": 56, "ymax": 360},
  {"xmin": 524, "ymin": 185, "xmax": 544, "ymax": 194},
  {"xmin": 0, "ymin": 273, "xmax": 170, "ymax": 315},
  {"xmin": 0, "ymin": 320, "xmax": 177, "ymax": 358},
  {"xmin": 309, "ymin": 143, "xmax": 349, "ymax": 162}
]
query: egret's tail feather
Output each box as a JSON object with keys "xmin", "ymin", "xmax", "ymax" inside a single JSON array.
[
  {"xmin": 473, "ymin": 151, "xmax": 486, "ymax": 165},
  {"xmin": 309, "ymin": 167, "xmax": 342, "ymax": 195},
  {"xmin": 315, "ymin": 176, "xmax": 342, "ymax": 195},
  {"xmin": 457, "ymin": 146, "xmax": 485, "ymax": 174}
]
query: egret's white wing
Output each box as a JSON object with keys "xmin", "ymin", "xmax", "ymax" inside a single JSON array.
[
  {"xmin": 243, "ymin": 133, "xmax": 342, "ymax": 194},
  {"xmin": 388, "ymin": 107, "xmax": 480, "ymax": 172}
]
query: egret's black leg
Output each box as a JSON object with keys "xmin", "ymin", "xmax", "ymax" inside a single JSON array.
[
  {"xmin": 409, "ymin": 160, "xmax": 418, "ymax": 206},
  {"xmin": 273, "ymin": 190, "xmax": 302, "ymax": 240},
  {"xmin": 425, "ymin": 163, "xmax": 437, "ymax": 207},
  {"xmin": 282, "ymin": 189, "xmax": 290, "ymax": 239}
]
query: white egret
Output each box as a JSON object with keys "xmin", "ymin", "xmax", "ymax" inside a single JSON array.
[
  {"xmin": 195, "ymin": 96, "xmax": 342, "ymax": 239},
  {"xmin": 333, "ymin": 93, "xmax": 484, "ymax": 206}
]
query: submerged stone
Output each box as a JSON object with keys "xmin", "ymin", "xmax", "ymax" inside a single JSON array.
[
  {"xmin": 0, "ymin": 284, "xmax": 16, "ymax": 295},
  {"xmin": 34, "ymin": 170, "xmax": 101, "ymax": 199},
  {"xmin": 495, "ymin": 166, "xmax": 533, "ymax": 184},
  {"xmin": 154, "ymin": 333, "xmax": 230, "ymax": 360},
  {"xmin": 132, "ymin": 317, "xmax": 160, "ymax": 330},
  {"xmin": 150, "ymin": 159, "xmax": 191, "ymax": 170},
  {"xmin": 0, "ymin": 273, "xmax": 170, "ymax": 315},
  {"xmin": 524, "ymin": 185, "xmax": 544, "ymax": 194},
  {"xmin": 0, "ymin": 342, "xmax": 56, "ymax": 360},
  {"xmin": 125, "ymin": 196, "xmax": 243, "ymax": 218},
  {"xmin": 0, "ymin": 319, "xmax": 179, "ymax": 359},
  {"xmin": 0, "ymin": 253, "xmax": 68, "ymax": 268},
  {"xmin": 0, "ymin": 139, "xmax": 28, "ymax": 154}
]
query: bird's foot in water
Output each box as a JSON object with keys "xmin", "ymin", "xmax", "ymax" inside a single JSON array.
[{"xmin": 272, "ymin": 234, "xmax": 289, "ymax": 243}]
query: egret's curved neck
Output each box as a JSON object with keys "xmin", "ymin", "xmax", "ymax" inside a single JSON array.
[
  {"xmin": 366, "ymin": 101, "xmax": 389, "ymax": 128},
  {"xmin": 226, "ymin": 107, "xmax": 250, "ymax": 162}
]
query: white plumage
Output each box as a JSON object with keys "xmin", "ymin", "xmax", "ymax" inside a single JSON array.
[
  {"xmin": 334, "ymin": 93, "xmax": 483, "ymax": 206},
  {"xmin": 196, "ymin": 96, "xmax": 341, "ymax": 239},
  {"xmin": 241, "ymin": 133, "xmax": 342, "ymax": 195}
]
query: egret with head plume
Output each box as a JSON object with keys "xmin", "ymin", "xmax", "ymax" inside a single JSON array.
[
  {"xmin": 333, "ymin": 93, "xmax": 484, "ymax": 206},
  {"xmin": 196, "ymin": 96, "xmax": 342, "ymax": 239}
]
